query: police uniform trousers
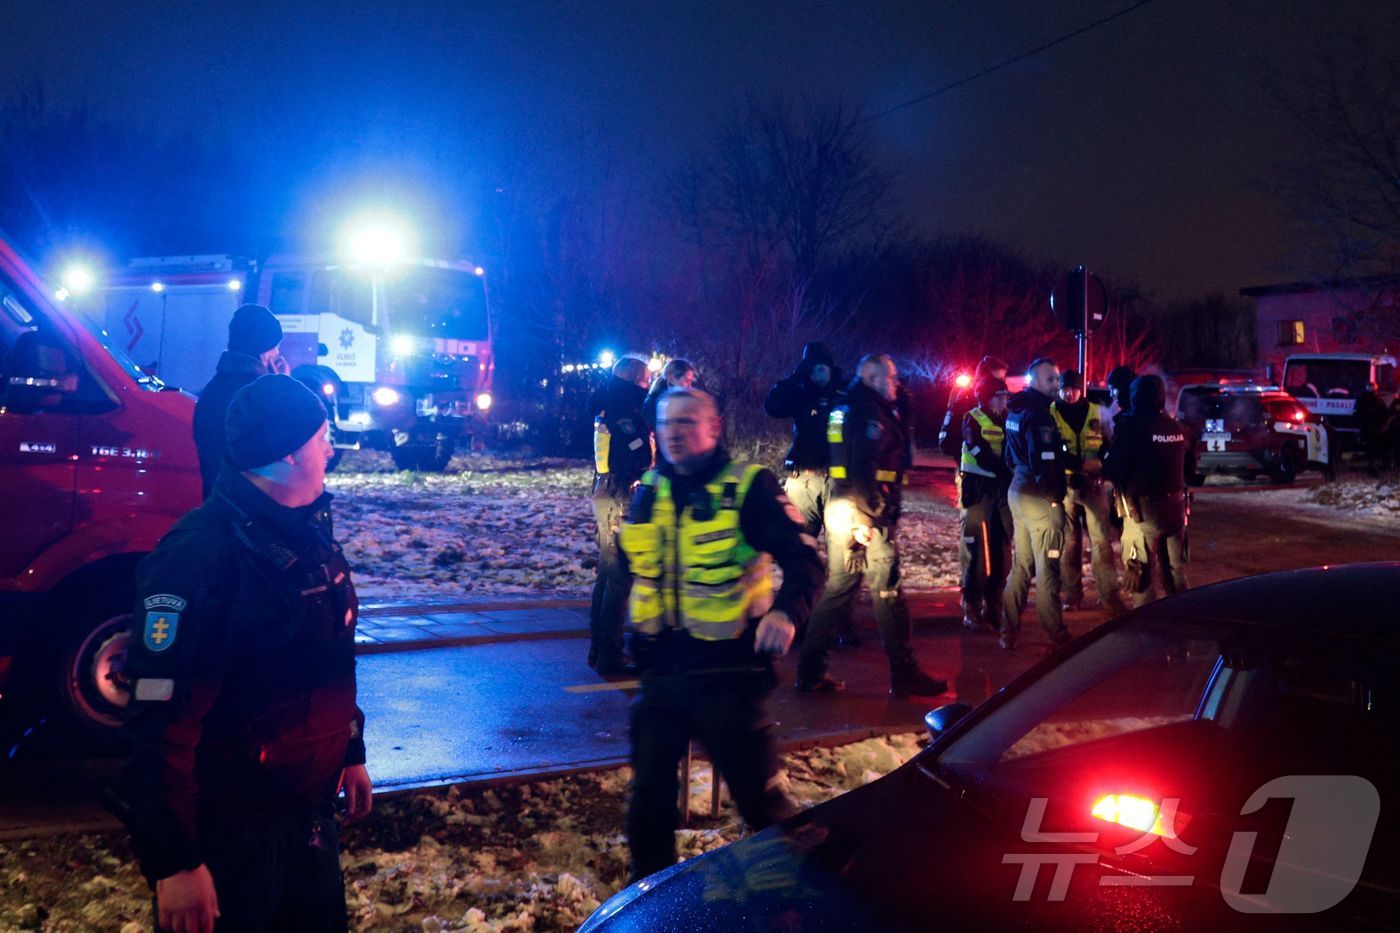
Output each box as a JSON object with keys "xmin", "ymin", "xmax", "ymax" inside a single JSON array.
[
  {"xmin": 1003, "ymin": 489, "xmax": 1069, "ymax": 641},
  {"xmin": 1061, "ymin": 479, "xmax": 1127, "ymax": 614},
  {"xmin": 589, "ymin": 480, "xmax": 631, "ymax": 668},
  {"xmin": 798, "ymin": 519, "xmax": 918, "ymax": 684},
  {"xmin": 782, "ymin": 470, "xmax": 830, "ymax": 537},
  {"xmin": 959, "ymin": 492, "xmax": 1012, "ymax": 628},
  {"xmin": 158, "ymin": 808, "xmax": 347, "ymax": 932},
  {"xmin": 627, "ymin": 657, "xmax": 792, "ymax": 880},
  {"xmin": 1120, "ymin": 498, "xmax": 1189, "ymax": 608}
]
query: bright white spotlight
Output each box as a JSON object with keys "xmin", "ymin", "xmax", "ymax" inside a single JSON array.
[
  {"xmin": 62, "ymin": 264, "xmax": 96, "ymax": 295},
  {"xmin": 598, "ymin": 350, "xmax": 617, "ymax": 369},
  {"xmin": 371, "ymin": 386, "xmax": 402, "ymax": 406},
  {"xmin": 151, "ymin": 282, "xmax": 166, "ymax": 293},
  {"xmin": 227, "ymin": 278, "xmax": 243, "ymax": 291},
  {"xmin": 474, "ymin": 266, "xmax": 485, "ymax": 277},
  {"xmin": 390, "ymin": 334, "xmax": 420, "ymax": 357},
  {"xmin": 474, "ymin": 392, "xmax": 493, "ymax": 411},
  {"xmin": 344, "ymin": 220, "xmax": 411, "ymax": 266}
]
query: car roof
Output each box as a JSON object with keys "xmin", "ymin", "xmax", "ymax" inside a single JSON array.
[
  {"xmin": 1132, "ymin": 563, "xmax": 1400, "ymax": 641},
  {"xmin": 1286, "ymin": 353, "xmax": 1397, "ymax": 364}
]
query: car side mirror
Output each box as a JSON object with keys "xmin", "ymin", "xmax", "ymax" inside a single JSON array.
[
  {"xmin": 4, "ymin": 336, "xmax": 80, "ymax": 413},
  {"xmin": 925, "ymin": 703, "xmax": 973, "ymax": 742}
]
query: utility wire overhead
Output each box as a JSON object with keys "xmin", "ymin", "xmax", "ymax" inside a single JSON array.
[{"xmin": 864, "ymin": 0, "xmax": 1161, "ymax": 123}]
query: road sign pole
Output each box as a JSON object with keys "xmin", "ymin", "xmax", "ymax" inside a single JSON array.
[{"xmin": 1078, "ymin": 265, "xmax": 1088, "ymax": 382}]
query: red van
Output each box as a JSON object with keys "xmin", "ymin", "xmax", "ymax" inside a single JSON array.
[{"xmin": 0, "ymin": 235, "xmax": 200, "ymax": 739}]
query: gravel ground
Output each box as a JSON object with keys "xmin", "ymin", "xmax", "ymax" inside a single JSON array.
[{"xmin": 0, "ymin": 735, "xmax": 925, "ymax": 931}]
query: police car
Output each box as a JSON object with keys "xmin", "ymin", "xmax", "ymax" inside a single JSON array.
[
  {"xmin": 1175, "ymin": 384, "xmax": 1332, "ymax": 484},
  {"xmin": 582, "ymin": 564, "xmax": 1400, "ymax": 930}
]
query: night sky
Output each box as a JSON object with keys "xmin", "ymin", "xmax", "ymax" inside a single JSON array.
[{"xmin": 4, "ymin": 0, "xmax": 1397, "ymax": 298}]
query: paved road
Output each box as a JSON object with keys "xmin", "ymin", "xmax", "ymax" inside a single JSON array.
[{"xmin": 4, "ymin": 460, "xmax": 1397, "ymax": 837}]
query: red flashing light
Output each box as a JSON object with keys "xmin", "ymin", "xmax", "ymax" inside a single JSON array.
[
  {"xmin": 1293, "ymin": 409, "xmax": 1306, "ymax": 422},
  {"xmin": 954, "ymin": 373, "xmax": 973, "ymax": 389},
  {"xmin": 1091, "ymin": 793, "xmax": 1174, "ymax": 838}
]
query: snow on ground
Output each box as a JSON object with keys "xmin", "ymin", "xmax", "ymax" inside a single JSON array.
[
  {"xmin": 329, "ymin": 452, "xmax": 962, "ymax": 602},
  {"xmin": 0, "ymin": 734, "xmax": 925, "ymax": 931},
  {"xmin": 1304, "ymin": 475, "xmax": 1400, "ymax": 522}
]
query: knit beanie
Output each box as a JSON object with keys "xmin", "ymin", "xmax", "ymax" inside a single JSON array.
[
  {"xmin": 225, "ymin": 375, "xmax": 328, "ymax": 469},
  {"xmin": 227, "ymin": 304, "xmax": 284, "ymax": 356}
]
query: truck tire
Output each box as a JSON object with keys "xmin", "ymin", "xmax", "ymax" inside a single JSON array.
[
  {"xmin": 1270, "ymin": 449, "xmax": 1297, "ymax": 485},
  {"xmin": 50, "ymin": 585, "xmax": 135, "ymax": 742},
  {"xmin": 390, "ymin": 437, "xmax": 456, "ymax": 472}
]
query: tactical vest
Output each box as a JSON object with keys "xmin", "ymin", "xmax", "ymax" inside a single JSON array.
[
  {"xmin": 960, "ymin": 408, "xmax": 1004, "ymax": 478},
  {"xmin": 618, "ymin": 461, "xmax": 773, "ymax": 640},
  {"xmin": 1052, "ymin": 401, "xmax": 1105, "ymax": 466},
  {"xmin": 827, "ymin": 407, "xmax": 902, "ymax": 483}
]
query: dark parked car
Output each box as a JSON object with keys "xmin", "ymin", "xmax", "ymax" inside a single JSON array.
[
  {"xmin": 583, "ymin": 564, "xmax": 1400, "ymax": 931},
  {"xmin": 1176, "ymin": 384, "xmax": 1332, "ymax": 483}
]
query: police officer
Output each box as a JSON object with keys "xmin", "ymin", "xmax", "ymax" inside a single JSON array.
[
  {"xmin": 1102, "ymin": 374, "xmax": 1194, "ymax": 607},
  {"xmin": 1052, "ymin": 372, "xmax": 1128, "ymax": 615},
  {"xmin": 643, "ymin": 357, "xmax": 696, "ymax": 429},
  {"xmin": 193, "ymin": 304, "xmax": 289, "ymax": 499},
  {"xmin": 762, "ymin": 342, "xmax": 858, "ymax": 647},
  {"xmin": 108, "ymin": 374, "xmax": 371, "ymax": 933},
  {"xmin": 619, "ymin": 388, "xmax": 824, "ymax": 881},
  {"xmin": 587, "ymin": 356, "xmax": 654, "ymax": 675},
  {"xmin": 1002, "ymin": 358, "xmax": 1072, "ymax": 651},
  {"xmin": 959, "ymin": 377, "xmax": 1013, "ymax": 633},
  {"xmin": 797, "ymin": 355, "xmax": 948, "ymax": 698},
  {"xmin": 938, "ymin": 355, "xmax": 1010, "ymax": 457}
]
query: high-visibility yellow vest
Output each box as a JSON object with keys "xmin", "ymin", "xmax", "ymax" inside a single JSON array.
[
  {"xmin": 593, "ymin": 416, "xmax": 611, "ymax": 474},
  {"xmin": 618, "ymin": 461, "xmax": 774, "ymax": 640},
  {"xmin": 826, "ymin": 407, "xmax": 903, "ymax": 484},
  {"xmin": 1051, "ymin": 401, "xmax": 1105, "ymax": 467},
  {"xmin": 960, "ymin": 408, "xmax": 1004, "ymax": 478}
]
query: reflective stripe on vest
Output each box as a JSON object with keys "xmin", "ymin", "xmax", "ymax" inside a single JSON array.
[
  {"xmin": 1051, "ymin": 401, "xmax": 1105, "ymax": 465},
  {"xmin": 960, "ymin": 408, "xmax": 1004, "ymax": 478},
  {"xmin": 617, "ymin": 461, "xmax": 774, "ymax": 640}
]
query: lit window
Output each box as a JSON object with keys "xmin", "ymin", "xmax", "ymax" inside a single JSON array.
[{"xmin": 1277, "ymin": 320, "xmax": 1305, "ymax": 346}]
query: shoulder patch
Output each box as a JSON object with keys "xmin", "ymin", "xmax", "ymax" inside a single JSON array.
[
  {"xmin": 142, "ymin": 594, "xmax": 187, "ymax": 653},
  {"xmin": 1038, "ymin": 425, "xmax": 1057, "ymax": 445}
]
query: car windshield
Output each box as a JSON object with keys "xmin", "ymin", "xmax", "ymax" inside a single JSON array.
[
  {"xmin": 937, "ymin": 617, "xmax": 1397, "ymax": 780},
  {"xmin": 1283, "ymin": 359, "xmax": 1370, "ymax": 397},
  {"xmin": 384, "ymin": 266, "xmax": 489, "ymax": 341}
]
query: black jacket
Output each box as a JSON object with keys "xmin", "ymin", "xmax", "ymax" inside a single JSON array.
[
  {"xmin": 108, "ymin": 468, "xmax": 365, "ymax": 885},
  {"xmin": 192, "ymin": 351, "xmax": 268, "ymax": 499},
  {"xmin": 625, "ymin": 448, "xmax": 826, "ymax": 672},
  {"xmin": 1102, "ymin": 411, "xmax": 1194, "ymax": 501},
  {"xmin": 1004, "ymin": 388, "xmax": 1068, "ymax": 500},
  {"xmin": 829, "ymin": 380, "xmax": 908, "ymax": 526},
  {"xmin": 763, "ymin": 368, "xmax": 844, "ymax": 471},
  {"xmin": 589, "ymin": 376, "xmax": 652, "ymax": 492}
]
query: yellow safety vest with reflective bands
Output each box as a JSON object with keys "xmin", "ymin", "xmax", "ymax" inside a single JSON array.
[
  {"xmin": 618, "ymin": 461, "xmax": 774, "ymax": 640},
  {"xmin": 960, "ymin": 408, "xmax": 1004, "ymax": 478},
  {"xmin": 1051, "ymin": 400, "xmax": 1105, "ymax": 466}
]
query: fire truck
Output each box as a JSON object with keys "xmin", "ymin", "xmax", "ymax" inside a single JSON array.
[
  {"xmin": 0, "ymin": 232, "xmax": 202, "ymax": 740},
  {"xmin": 87, "ymin": 249, "xmax": 495, "ymax": 471}
]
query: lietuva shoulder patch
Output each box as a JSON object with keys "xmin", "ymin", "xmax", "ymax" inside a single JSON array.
[{"xmin": 142, "ymin": 594, "xmax": 187, "ymax": 653}]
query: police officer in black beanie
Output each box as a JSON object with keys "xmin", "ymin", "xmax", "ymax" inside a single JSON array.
[
  {"xmin": 109, "ymin": 374, "xmax": 371, "ymax": 933},
  {"xmin": 193, "ymin": 304, "xmax": 289, "ymax": 498}
]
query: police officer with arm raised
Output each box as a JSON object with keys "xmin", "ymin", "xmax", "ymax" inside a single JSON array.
[
  {"xmin": 1102, "ymin": 374, "xmax": 1193, "ymax": 607},
  {"xmin": 1002, "ymin": 358, "xmax": 1073, "ymax": 651},
  {"xmin": 619, "ymin": 388, "xmax": 824, "ymax": 881},
  {"xmin": 107, "ymin": 374, "xmax": 370, "ymax": 933}
]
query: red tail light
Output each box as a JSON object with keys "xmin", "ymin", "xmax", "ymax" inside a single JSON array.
[
  {"xmin": 954, "ymin": 373, "xmax": 972, "ymax": 389},
  {"xmin": 1091, "ymin": 794, "xmax": 1176, "ymax": 838}
]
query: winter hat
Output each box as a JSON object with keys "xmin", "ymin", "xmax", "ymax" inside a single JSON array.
[
  {"xmin": 227, "ymin": 304, "xmax": 283, "ymax": 356},
  {"xmin": 1061, "ymin": 371, "xmax": 1084, "ymax": 390},
  {"xmin": 1106, "ymin": 365, "xmax": 1136, "ymax": 398},
  {"xmin": 225, "ymin": 374, "xmax": 328, "ymax": 469},
  {"xmin": 801, "ymin": 342, "xmax": 835, "ymax": 368},
  {"xmin": 1130, "ymin": 374, "xmax": 1166, "ymax": 415},
  {"xmin": 975, "ymin": 355, "xmax": 1010, "ymax": 379},
  {"xmin": 976, "ymin": 376, "xmax": 1009, "ymax": 405}
]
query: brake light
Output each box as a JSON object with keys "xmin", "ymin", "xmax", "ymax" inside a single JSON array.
[
  {"xmin": 1091, "ymin": 794, "xmax": 1175, "ymax": 838},
  {"xmin": 955, "ymin": 372, "xmax": 972, "ymax": 389},
  {"xmin": 1292, "ymin": 409, "xmax": 1306, "ymax": 422}
]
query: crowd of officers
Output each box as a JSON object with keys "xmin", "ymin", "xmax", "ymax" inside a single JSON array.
[
  {"xmin": 109, "ymin": 302, "xmax": 1198, "ymax": 930},
  {"xmin": 588, "ymin": 342, "xmax": 1195, "ymax": 881}
]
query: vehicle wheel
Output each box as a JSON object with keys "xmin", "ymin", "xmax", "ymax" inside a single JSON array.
[
  {"xmin": 425, "ymin": 437, "xmax": 456, "ymax": 472},
  {"xmin": 1270, "ymin": 451, "xmax": 1297, "ymax": 485},
  {"xmin": 50, "ymin": 587, "xmax": 135, "ymax": 742}
]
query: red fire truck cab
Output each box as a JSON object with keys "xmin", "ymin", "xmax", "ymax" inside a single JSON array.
[{"xmin": 0, "ymin": 234, "xmax": 201, "ymax": 739}]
